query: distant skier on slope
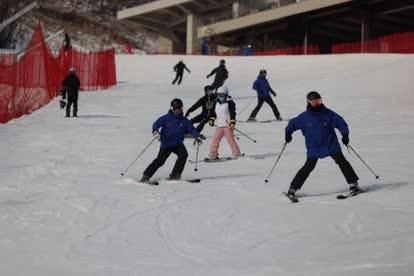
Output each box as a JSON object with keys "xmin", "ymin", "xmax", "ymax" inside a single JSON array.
[
  {"xmin": 140, "ymin": 98, "xmax": 204, "ymax": 184},
  {"xmin": 206, "ymin": 59, "xmax": 228, "ymax": 90},
  {"xmin": 207, "ymin": 86, "xmax": 241, "ymax": 160},
  {"xmin": 172, "ymin": 59, "xmax": 191, "ymax": 85},
  {"xmin": 284, "ymin": 91, "xmax": 362, "ymax": 200},
  {"xmin": 247, "ymin": 69, "xmax": 282, "ymax": 122},
  {"xmin": 185, "ymin": 85, "xmax": 216, "ymax": 135},
  {"xmin": 61, "ymin": 67, "xmax": 80, "ymax": 118}
]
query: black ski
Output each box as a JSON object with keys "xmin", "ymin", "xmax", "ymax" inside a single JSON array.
[
  {"xmin": 139, "ymin": 180, "xmax": 159, "ymax": 185},
  {"xmin": 336, "ymin": 189, "xmax": 366, "ymax": 200},
  {"xmin": 164, "ymin": 178, "xmax": 201, "ymax": 183},
  {"xmin": 283, "ymin": 192, "xmax": 299, "ymax": 203}
]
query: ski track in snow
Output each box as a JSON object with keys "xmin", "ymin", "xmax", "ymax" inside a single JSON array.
[{"xmin": 1, "ymin": 54, "xmax": 414, "ymax": 275}]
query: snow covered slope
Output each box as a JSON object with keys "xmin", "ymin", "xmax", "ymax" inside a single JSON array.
[{"xmin": 1, "ymin": 54, "xmax": 414, "ymax": 275}]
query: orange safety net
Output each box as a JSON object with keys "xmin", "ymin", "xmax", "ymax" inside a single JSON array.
[{"xmin": 0, "ymin": 24, "xmax": 117, "ymax": 124}]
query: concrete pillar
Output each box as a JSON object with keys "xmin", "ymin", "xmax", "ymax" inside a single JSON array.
[
  {"xmin": 186, "ymin": 14, "xmax": 200, "ymax": 54},
  {"xmin": 361, "ymin": 15, "xmax": 370, "ymax": 53},
  {"xmin": 303, "ymin": 23, "xmax": 309, "ymax": 55},
  {"xmin": 158, "ymin": 35, "xmax": 173, "ymax": 54}
]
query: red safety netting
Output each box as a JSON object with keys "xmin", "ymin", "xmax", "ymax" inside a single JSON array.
[
  {"xmin": 332, "ymin": 32, "xmax": 414, "ymax": 54},
  {"xmin": 0, "ymin": 24, "xmax": 117, "ymax": 124}
]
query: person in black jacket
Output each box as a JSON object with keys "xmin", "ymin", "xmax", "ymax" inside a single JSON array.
[
  {"xmin": 172, "ymin": 59, "xmax": 191, "ymax": 85},
  {"xmin": 185, "ymin": 85, "xmax": 216, "ymax": 134},
  {"xmin": 61, "ymin": 67, "xmax": 80, "ymax": 117},
  {"xmin": 206, "ymin": 59, "xmax": 228, "ymax": 90}
]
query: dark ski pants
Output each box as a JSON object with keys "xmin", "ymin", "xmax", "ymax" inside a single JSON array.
[
  {"xmin": 143, "ymin": 143, "xmax": 188, "ymax": 178},
  {"xmin": 172, "ymin": 72, "xmax": 183, "ymax": 85},
  {"xmin": 211, "ymin": 80, "xmax": 224, "ymax": 90},
  {"xmin": 191, "ymin": 113, "xmax": 208, "ymax": 133},
  {"xmin": 290, "ymin": 151, "xmax": 359, "ymax": 190},
  {"xmin": 66, "ymin": 94, "xmax": 78, "ymax": 117},
  {"xmin": 249, "ymin": 96, "xmax": 280, "ymax": 119}
]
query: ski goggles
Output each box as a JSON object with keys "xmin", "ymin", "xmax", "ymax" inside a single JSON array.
[
  {"xmin": 307, "ymin": 98, "xmax": 322, "ymax": 106},
  {"xmin": 172, "ymin": 105, "xmax": 183, "ymax": 110}
]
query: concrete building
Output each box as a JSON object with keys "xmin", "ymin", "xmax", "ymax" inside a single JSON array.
[{"xmin": 117, "ymin": 0, "xmax": 414, "ymax": 54}]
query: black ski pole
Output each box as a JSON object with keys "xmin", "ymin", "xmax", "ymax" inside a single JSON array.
[
  {"xmin": 264, "ymin": 142, "xmax": 288, "ymax": 183},
  {"xmin": 238, "ymin": 97, "xmax": 256, "ymax": 117},
  {"xmin": 120, "ymin": 136, "xmax": 157, "ymax": 176},
  {"xmin": 347, "ymin": 144, "xmax": 380, "ymax": 179},
  {"xmin": 194, "ymin": 143, "xmax": 200, "ymax": 172},
  {"xmin": 234, "ymin": 127, "xmax": 256, "ymax": 143}
]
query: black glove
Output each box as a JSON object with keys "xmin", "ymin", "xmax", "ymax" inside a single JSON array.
[
  {"xmin": 185, "ymin": 111, "xmax": 190, "ymax": 117},
  {"xmin": 285, "ymin": 133, "xmax": 292, "ymax": 143},
  {"xmin": 342, "ymin": 135, "xmax": 349, "ymax": 146},
  {"xmin": 59, "ymin": 100, "xmax": 66, "ymax": 109},
  {"xmin": 193, "ymin": 137, "xmax": 203, "ymax": 146},
  {"xmin": 271, "ymin": 91, "xmax": 277, "ymax": 97},
  {"xmin": 206, "ymin": 74, "xmax": 210, "ymax": 79},
  {"xmin": 208, "ymin": 117, "xmax": 215, "ymax": 127}
]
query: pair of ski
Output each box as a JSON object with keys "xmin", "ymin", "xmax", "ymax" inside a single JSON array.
[
  {"xmin": 140, "ymin": 178, "xmax": 201, "ymax": 186},
  {"xmin": 188, "ymin": 153, "xmax": 246, "ymax": 164},
  {"xmin": 283, "ymin": 189, "xmax": 366, "ymax": 203},
  {"xmin": 239, "ymin": 118, "xmax": 289, "ymax": 123}
]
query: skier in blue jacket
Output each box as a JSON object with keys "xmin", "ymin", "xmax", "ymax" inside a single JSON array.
[
  {"xmin": 140, "ymin": 98, "xmax": 203, "ymax": 183},
  {"xmin": 247, "ymin": 69, "xmax": 282, "ymax": 121},
  {"xmin": 285, "ymin": 91, "xmax": 361, "ymax": 198}
]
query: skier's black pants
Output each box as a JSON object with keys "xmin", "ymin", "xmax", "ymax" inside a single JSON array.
[
  {"xmin": 172, "ymin": 72, "xmax": 183, "ymax": 85},
  {"xmin": 191, "ymin": 113, "xmax": 208, "ymax": 132},
  {"xmin": 249, "ymin": 96, "xmax": 280, "ymax": 119},
  {"xmin": 290, "ymin": 151, "xmax": 359, "ymax": 190},
  {"xmin": 143, "ymin": 143, "xmax": 188, "ymax": 178},
  {"xmin": 66, "ymin": 94, "xmax": 78, "ymax": 116},
  {"xmin": 210, "ymin": 80, "xmax": 224, "ymax": 90}
]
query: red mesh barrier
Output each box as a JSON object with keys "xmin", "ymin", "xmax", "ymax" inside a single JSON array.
[
  {"xmin": 0, "ymin": 24, "xmax": 117, "ymax": 124},
  {"xmin": 333, "ymin": 32, "xmax": 414, "ymax": 54}
]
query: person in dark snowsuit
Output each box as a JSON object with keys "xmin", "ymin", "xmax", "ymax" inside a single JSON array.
[
  {"xmin": 172, "ymin": 59, "xmax": 191, "ymax": 85},
  {"xmin": 284, "ymin": 91, "xmax": 361, "ymax": 198},
  {"xmin": 206, "ymin": 59, "xmax": 228, "ymax": 90},
  {"xmin": 248, "ymin": 69, "xmax": 282, "ymax": 121},
  {"xmin": 140, "ymin": 98, "xmax": 204, "ymax": 183},
  {"xmin": 61, "ymin": 67, "xmax": 80, "ymax": 117},
  {"xmin": 185, "ymin": 85, "xmax": 216, "ymax": 134}
]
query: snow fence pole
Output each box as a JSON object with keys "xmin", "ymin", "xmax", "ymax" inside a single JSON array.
[
  {"xmin": 264, "ymin": 142, "xmax": 288, "ymax": 183},
  {"xmin": 347, "ymin": 144, "xmax": 380, "ymax": 179},
  {"xmin": 234, "ymin": 127, "xmax": 256, "ymax": 143},
  {"xmin": 120, "ymin": 136, "xmax": 158, "ymax": 176}
]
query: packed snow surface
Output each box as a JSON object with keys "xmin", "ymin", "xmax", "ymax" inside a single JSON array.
[{"xmin": 1, "ymin": 54, "xmax": 414, "ymax": 275}]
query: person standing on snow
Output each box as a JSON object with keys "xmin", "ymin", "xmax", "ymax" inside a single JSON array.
[
  {"xmin": 207, "ymin": 86, "xmax": 241, "ymax": 160},
  {"xmin": 172, "ymin": 59, "xmax": 191, "ymax": 85},
  {"xmin": 247, "ymin": 69, "xmax": 282, "ymax": 121},
  {"xmin": 61, "ymin": 67, "xmax": 80, "ymax": 118},
  {"xmin": 284, "ymin": 91, "xmax": 361, "ymax": 200},
  {"xmin": 140, "ymin": 98, "xmax": 204, "ymax": 184},
  {"xmin": 185, "ymin": 85, "xmax": 216, "ymax": 136},
  {"xmin": 206, "ymin": 59, "xmax": 228, "ymax": 90}
]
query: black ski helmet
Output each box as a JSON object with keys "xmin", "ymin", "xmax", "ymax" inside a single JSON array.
[
  {"xmin": 306, "ymin": 91, "xmax": 321, "ymax": 101},
  {"xmin": 204, "ymin": 85, "xmax": 213, "ymax": 93},
  {"xmin": 259, "ymin": 69, "xmax": 267, "ymax": 76},
  {"xmin": 170, "ymin": 98, "xmax": 183, "ymax": 109},
  {"xmin": 220, "ymin": 59, "xmax": 225, "ymax": 65}
]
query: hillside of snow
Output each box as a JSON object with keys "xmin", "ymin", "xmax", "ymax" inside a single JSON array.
[{"xmin": 1, "ymin": 54, "xmax": 414, "ymax": 275}]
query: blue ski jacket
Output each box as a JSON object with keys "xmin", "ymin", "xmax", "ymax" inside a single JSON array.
[
  {"xmin": 153, "ymin": 110, "xmax": 199, "ymax": 148},
  {"xmin": 285, "ymin": 105, "xmax": 349, "ymax": 159},
  {"xmin": 252, "ymin": 75, "xmax": 274, "ymax": 97}
]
